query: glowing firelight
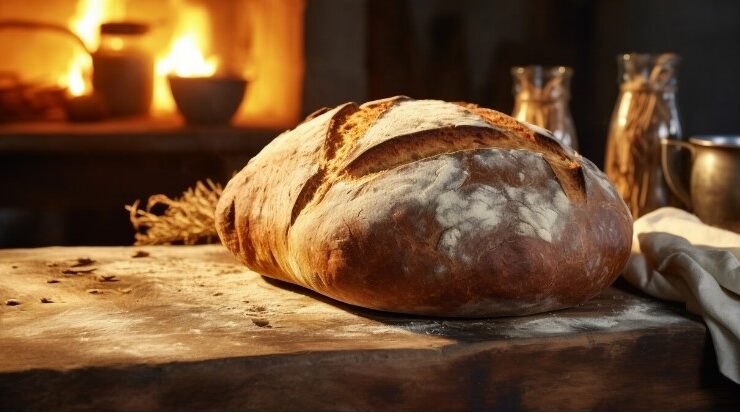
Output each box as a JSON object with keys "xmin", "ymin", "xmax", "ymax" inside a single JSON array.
[
  {"xmin": 65, "ymin": 66, "xmax": 87, "ymax": 96},
  {"xmin": 64, "ymin": 0, "xmax": 112, "ymax": 96},
  {"xmin": 152, "ymin": 3, "xmax": 219, "ymax": 113},
  {"xmin": 7, "ymin": 0, "xmax": 301, "ymax": 125},
  {"xmin": 72, "ymin": 0, "xmax": 107, "ymax": 48},
  {"xmin": 158, "ymin": 35, "xmax": 218, "ymax": 78}
]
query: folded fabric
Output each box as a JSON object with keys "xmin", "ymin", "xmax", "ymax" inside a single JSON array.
[{"xmin": 623, "ymin": 207, "xmax": 740, "ymax": 384}]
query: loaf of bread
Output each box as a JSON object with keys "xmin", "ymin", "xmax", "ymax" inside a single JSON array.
[{"xmin": 216, "ymin": 97, "xmax": 632, "ymax": 317}]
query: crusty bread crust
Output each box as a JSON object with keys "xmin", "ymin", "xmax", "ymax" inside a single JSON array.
[{"xmin": 216, "ymin": 97, "xmax": 633, "ymax": 317}]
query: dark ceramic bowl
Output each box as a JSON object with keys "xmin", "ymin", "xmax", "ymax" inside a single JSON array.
[{"xmin": 168, "ymin": 76, "xmax": 247, "ymax": 125}]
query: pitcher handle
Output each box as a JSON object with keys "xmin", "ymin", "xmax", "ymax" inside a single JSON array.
[{"xmin": 660, "ymin": 138, "xmax": 694, "ymax": 208}]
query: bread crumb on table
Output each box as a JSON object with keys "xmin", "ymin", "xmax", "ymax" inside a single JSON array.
[
  {"xmin": 251, "ymin": 318, "xmax": 271, "ymax": 328},
  {"xmin": 62, "ymin": 268, "xmax": 96, "ymax": 275},
  {"xmin": 71, "ymin": 257, "xmax": 96, "ymax": 267}
]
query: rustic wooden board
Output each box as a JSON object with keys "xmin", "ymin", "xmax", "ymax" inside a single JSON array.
[{"xmin": 0, "ymin": 245, "xmax": 737, "ymax": 410}]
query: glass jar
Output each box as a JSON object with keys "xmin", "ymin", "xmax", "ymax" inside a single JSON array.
[
  {"xmin": 92, "ymin": 22, "xmax": 153, "ymax": 117},
  {"xmin": 511, "ymin": 65, "xmax": 578, "ymax": 150},
  {"xmin": 604, "ymin": 53, "xmax": 684, "ymax": 218}
]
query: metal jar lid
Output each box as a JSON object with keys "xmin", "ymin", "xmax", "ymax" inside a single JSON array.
[
  {"xmin": 689, "ymin": 135, "xmax": 740, "ymax": 148},
  {"xmin": 100, "ymin": 22, "xmax": 149, "ymax": 36}
]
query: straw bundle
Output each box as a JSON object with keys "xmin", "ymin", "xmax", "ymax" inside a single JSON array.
[
  {"xmin": 126, "ymin": 179, "xmax": 222, "ymax": 245},
  {"xmin": 605, "ymin": 54, "xmax": 677, "ymax": 217}
]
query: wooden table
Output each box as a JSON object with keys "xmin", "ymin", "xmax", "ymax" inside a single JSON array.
[{"xmin": 0, "ymin": 245, "xmax": 737, "ymax": 410}]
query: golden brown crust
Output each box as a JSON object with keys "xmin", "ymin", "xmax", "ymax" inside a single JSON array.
[{"xmin": 216, "ymin": 97, "xmax": 633, "ymax": 317}]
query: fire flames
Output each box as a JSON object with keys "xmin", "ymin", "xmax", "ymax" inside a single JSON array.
[
  {"xmin": 153, "ymin": 2, "xmax": 219, "ymax": 114},
  {"xmin": 64, "ymin": 0, "xmax": 217, "ymax": 112},
  {"xmin": 156, "ymin": 7, "xmax": 218, "ymax": 78},
  {"xmin": 3, "ymin": 0, "xmax": 304, "ymax": 127},
  {"xmin": 65, "ymin": 0, "xmax": 111, "ymax": 96}
]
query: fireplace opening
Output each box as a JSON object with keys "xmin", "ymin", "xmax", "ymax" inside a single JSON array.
[{"xmin": 0, "ymin": 0, "xmax": 304, "ymax": 127}]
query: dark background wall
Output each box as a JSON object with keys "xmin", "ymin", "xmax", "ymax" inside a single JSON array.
[
  {"xmin": 305, "ymin": 0, "xmax": 740, "ymax": 167},
  {"xmin": 2, "ymin": 0, "xmax": 739, "ymax": 247}
]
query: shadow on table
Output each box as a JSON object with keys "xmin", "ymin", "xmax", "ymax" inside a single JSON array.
[{"xmin": 260, "ymin": 274, "xmax": 695, "ymax": 342}]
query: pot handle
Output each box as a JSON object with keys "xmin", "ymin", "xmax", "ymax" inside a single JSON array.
[{"xmin": 660, "ymin": 138, "xmax": 694, "ymax": 208}]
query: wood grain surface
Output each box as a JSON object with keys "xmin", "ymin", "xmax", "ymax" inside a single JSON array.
[{"xmin": 0, "ymin": 245, "xmax": 737, "ymax": 410}]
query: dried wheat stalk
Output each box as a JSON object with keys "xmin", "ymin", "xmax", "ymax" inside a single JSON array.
[
  {"xmin": 605, "ymin": 54, "xmax": 676, "ymax": 218},
  {"xmin": 125, "ymin": 179, "xmax": 223, "ymax": 245},
  {"xmin": 513, "ymin": 68, "xmax": 570, "ymax": 144}
]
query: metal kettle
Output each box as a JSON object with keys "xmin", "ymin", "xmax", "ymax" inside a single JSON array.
[{"xmin": 661, "ymin": 136, "xmax": 740, "ymax": 232}]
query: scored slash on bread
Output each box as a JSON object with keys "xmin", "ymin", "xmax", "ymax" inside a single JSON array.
[
  {"xmin": 293, "ymin": 97, "xmax": 588, "ymax": 228},
  {"xmin": 304, "ymin": 97, "xmax": 587, "ymax": 221},
  {"xmin": 216, "ymin": 97, "xmax": 632, "ymax": 317}
]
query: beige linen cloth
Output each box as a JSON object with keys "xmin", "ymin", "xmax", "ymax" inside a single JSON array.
[{"xmin": 623, "ymin": 207, "xmax": 740, "ymax": 384}]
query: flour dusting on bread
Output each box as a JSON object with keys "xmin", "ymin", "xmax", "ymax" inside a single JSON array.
[
  {"xmin": 433, "ymin": 149, "xmax": 571, "ymax": 255},
  {"xmin": 362, "ymin": 99, "xmax": 492, "ymax": 145},
  {"xmin": 435, "ymin": 185, "xmax": 507, "ymax": 255}
]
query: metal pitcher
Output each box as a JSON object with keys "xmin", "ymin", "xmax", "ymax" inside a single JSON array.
[{"xmin": 661, "ymin": 136, "xmax": 740, "ymax": 232}]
